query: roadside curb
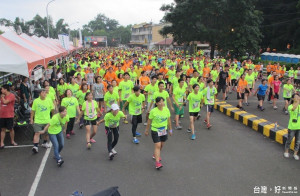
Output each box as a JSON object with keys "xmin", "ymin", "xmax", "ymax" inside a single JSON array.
[{"xmin": 214, "ymin": 100, "xmax": 296, "ymax": 150}]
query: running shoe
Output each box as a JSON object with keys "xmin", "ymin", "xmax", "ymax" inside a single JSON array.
[
  {"xmin": 207, "ymin": 123, "xmax": 212, "ymax": 129},
  {"xmin": 109, "ymin": 152, "xmax": 114, "ymax": 160},
  {"xmin": 186, "ymin": 128, "xmax": 192, "ymax": 133},
  {"xmin": 90, "ymin": 138, "xmax": 96, "ymax": 143},
  {"xmin": 135, "ymin": 132, "xmax": 142, "ymax": 137},
  {"xmin": 57, "ymin": 159, "xmax": 64, "ymax": 167},
  {"xmin": 79, "ymin": 124, "xmax": 84, "ymax": 129},
  {"xmin": 273, "ymin": 106, "xmax": 278, "ymax": 110},
  {"xmin": 225, "ymin": 96, "xmax": 228, "ymax": 100},
  {"xmin": 175, "ymin": 125, "xmax": 182, "ymax": 130},
  {"xmin": 133, "ymin": 138, "xmax": 140, "ymax": 144},
  {"xmin": 240, "ymin": 107, "xmax": 245, "ymax": 111},
  {"xmin": 124, "ymin": 120, "xmax": 129, "ymax": 124},
  {"xmin": 257, "ymin": 105, "xmax": 260, "ymax": 109},
  {"xmin": 87, "ymin": 142, "xmax": 91, "ymax": 149},
  {"xmin": 269, "ymin": 101, "xmax": 272, "ymax": 104},
  {"xmin": 180, "ymin": 115, "xmax": 184, "ymax": 118},
  {"xmin": 283, "ymin": 152, "xmax": 289, "ymax": 158},
  {"xmin": 197, "ymin": 114, "xmax": 201, "ymax": 120},
  {"xmin": 152, "ymin": 155, "xmax": 161, "ymax": 162},
  {"xmin": 260, "ymin": 107, "xmax": 265, "ymax": 111},
  {"xmin": 285, "ymin": 110, "xmax": 289, "ymax": 115},
  {"xmin": 144, "ymin": 122, "xmax": 147, "ymax": 126},
  {"xmin": 204, "ymin": 119, "xmax": 208, "ymax": 124},
  {"xmin": 70, "ymin": 130, "xmax": 75, "ymax": 135},
  {"xmin": 229, "ymin": 91, "xmax": 232, "ymax": 94},
  {"xmin": 32, "ymin": 146, "xmax": 38, "ymax": 153},
  {"xmin": 293, "ymin": 154, "xmax": 299, "ymax": 161},
  {"xmin": 112, "ymin": 148, "xmax": 117, "ymax": 155},
  {"xmin": 191, "ymin": 134, "xmax": 196, "ymax": 140},
  {"xmin": 246, "ymin": 102, "xmax": 249, "ymax": 106},
  {"xmin": 155, "ymin": 161, "xmax": 163, "ymax": 169},
  {"xmin": 66, "ymin": 134, "xmax": 71, "ymax": 139},
  {"xmin": 41, "ymin": 143, "xmax": 51, "ymax": 148},
  {"xmin": 172, "ymin": 120, "xmax": 181, "ymax": 123}
]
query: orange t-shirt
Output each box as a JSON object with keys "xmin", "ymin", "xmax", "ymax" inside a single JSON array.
[
  {"xmin": 203, "ymin": 67, "xmax": 211, "ymax": 78},
  {"xmin": 159, "ymin": 68, "xmax": 168, "ymax": 76},
  {"xmin": 270, "ymin": 65, "xmax": 276, "ymax": 72},
  {"xmin": 186, "ymin": 68, "xmax": 194, "ymax": 77},
  {"xmin": 268, "ymin": 76, "xmax": 274, "ymax": 85},
  {"xmin": 237, "ymin": 79, "xmax": 248, "ymax": 93},
  {"xmin": 139, "ymin": 76, "xmax": 150, "ymax": 89},
  {"xmin": 255, "ymin": 65, "xmax": 261, "ymax": 71},
  {"xmin": 266, "ymin": 65, "xmax": 272, "ymax": 72},
  {"xmin": 104, "ymin": 72, "xmax": 117, "ymax": 83},
  {"xmin": 143, "ymin": 65, "xmax": 152, "ymax": 72}
]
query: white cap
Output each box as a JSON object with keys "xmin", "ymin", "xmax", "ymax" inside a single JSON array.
[{"xmin": 111, "ymin": 104, "xmax": 119, "ymax": 111}]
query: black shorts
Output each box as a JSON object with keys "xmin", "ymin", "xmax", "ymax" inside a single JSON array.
[
  {"xmin": 0, "ymin": 118, "xmax": 14, "ymax": 130},
  {"xmin": 95, "ymin": 98, "xmax": 104, "ymax": 102},
  {"xmin": 237, "ymin": 92, "xmax": 245, "ymax": 100},
  {"xmin": 257, "ymin": 94, "xmax": 265, "ymax": 101},
  {"xmin": 284, "ymin": 98, "xmax": 291, "ymax": 102},
  {"xmin": 206, "ymin": 105, "xmax": 214, "ymax": 113},
  {"xmin": 151, "ymin": 131, "xmax": 168, "ymax": 143},
  {"xmin": 84, "ymin": 119, "xmax": 97, "ymax": 126},
  {"xmin": 273, "ymin": 93, "xmax": 279, "ymax": 99},
  {"xmin": 189, "ymin": 112, "xmax": 199, "ymax": 117},
  {"xmin": 131, "ymin": 114, "xmax": 142, "ymax": 124},
  {"xmin": 231, "ymin": 79, "xmax": 237, "ymax": 86},
  {"xmin": 245, "ymin": 88, "xmax": 252, "ymax": 94},
  {"xmin": 217, "ymin": 85, "xmax": 227, "ymax": 93},
  {"xmin": 295, "ymin": 79, "xmax": 300, "ymax": 85},
  {"xmin": 140, "ymin": 89, "xmax": 145, "ymax": 94}
]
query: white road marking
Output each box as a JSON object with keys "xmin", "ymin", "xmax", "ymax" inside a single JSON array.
[
  {"xmin": 4, "ymin": 145, "xmax": 33, "ymax": 148},
  {"xmin": 28, "ymin": 143, "xmax": 52, "ymax": 196}
]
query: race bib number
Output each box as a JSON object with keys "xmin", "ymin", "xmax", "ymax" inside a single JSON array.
[
  {"xmin": 207, "ymin": 99, "xmax": 213, "ymax": 104},
  {"xmin": 135, "ymin": 108, "xmax": 141, "ymax": 114},
  {"xmin": 178, "ymin": 98, "xmax": 183, "ymax": 103},
  {"xmin": 193, "ymin": 102, "xmax": 199, "ymax": 109},
  {"xmin": 109, "ymin": 100, "xmax": 115, "ymax": 105},
  {"xmin": 287, "ymin": 91, "xmax": 291, "ymax": 97},
  {"xmin": 88, "ymin": 114, "xmax": 96, "ymax": 119},
  {"xmin": 157, "ymin": 127, "xmax": 167, "ymax": 136},
  {"xmin": 125, "ymin": 93, "xmax": 129, "ymax": 99}
]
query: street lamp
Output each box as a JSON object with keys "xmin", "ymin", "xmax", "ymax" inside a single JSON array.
[{"xmin": 46, "ymin": 0, "xmax": 55, "ymax": 38}]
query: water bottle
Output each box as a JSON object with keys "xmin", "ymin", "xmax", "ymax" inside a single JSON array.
[{"xmin": 274, "ymin": 122, "xmax": 277, "ymax": 130}]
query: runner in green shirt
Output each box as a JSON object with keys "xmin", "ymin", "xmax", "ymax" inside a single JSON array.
[
  {"xmin": 244, "ymin": 69, "xmax": 255, "ymax": 105},
  {"xmin": 145, "ymin": 97, "xmax": 172, "ymax": 170},
  {"xmin": 187, "ymin": 84, "xmax": 204, "ymax": 140},
  {"xmin": 144, "ymin": 76, "xmax": 158, "ymax": 125},
  {"xmin": 202, "ymin": 79, "xmax": 217, "ymax": 129},
  {"xmin": 149, "ymin": 82, "xmax": 174, "ymax": 112},
  {"xmin": 283, "ymin": 78, "xmax": 295, "ymax": 114},
  {"xmin": 57, "ymin": 78, "xmax": 68, "ymax": 98},
  {"xmin": 284, "ymin": 94, "xmax": 300, "ymax": 160},
  {"xmin": 172, "ymin": 79, "xmax": 187, "ymax": 130},
  {"xmin": 98, "ymin": 104, "xmax": 127, "ymax": 160},
  {"xmin": 118, "ymin": 72, "xmax": 134, "ymax": 119},
  {"xmin": 104, "ymin": 85, "xmax": 120, "ymax": 112},
  {"xmin": 31, "ymin": 89, "xmax": 55, "ymax": 154},
  {"xmin": 122, "ymin": 86, "xmax": 146, "ymax": 144},
  {"xmin": 41, "ymin": 106, "xmax": 69, "ymax": 166},
  {"xmin": 78, "ymin": 92, "xmax": 101, "ymax": 149},
  {"xmin": 68, "ymin": 77, "xmax": 80, "ymax": 95},
  {"xmin": 61, "ymin": 89, "xmax": 80, "ymax": 138}
]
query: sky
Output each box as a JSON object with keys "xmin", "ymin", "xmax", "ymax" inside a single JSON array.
[{"xmin": 0, "ymin": 0, "xmax": 174, "ymax": 29}]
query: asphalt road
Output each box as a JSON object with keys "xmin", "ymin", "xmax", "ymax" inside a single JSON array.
[{"xmin": 1, "ymin": 95, "xmax": 299, "ymax": 196}]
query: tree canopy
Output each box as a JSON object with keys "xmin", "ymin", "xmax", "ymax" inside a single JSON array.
[{"xmin": 161, "ymin": 0, "xmax": 263, "ymax": 58}]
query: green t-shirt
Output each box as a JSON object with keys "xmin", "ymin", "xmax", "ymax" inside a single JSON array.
[
  {"xmin": 144, "ymin": 84, "xmax": 157, "ymax": 102},
  {"xmin": 68, "ymin": 83, "xmax": 80, "ymax": 95},
  {"xmin": 127, "ymin": 94, "xmax": 145, "ymax": 115},
  {"xmin": 155, "ymin": 80, "xmax": 166, "ymax": 91},
  {"xmin": 129, "ymin": 71, "xmax": 138, "ymax": 82},
  {"xmin": 202, "ymin": 86, "xmax": 217, "ymax": 105},
  {"xmin": 210, "ymin": 70, "xmax": 219, "ymax": 82},
  {"xmin": 32, "ymin": 97, "xmax": 54, "ymax": 124},
  {"xmin": 190, "ymin": 77, "xmax": 199, "ymax": 86},
  {"xmin": 99, "ymin": 69, "xmax": 106, "ymax": 78},
  {"xmin": 82, "ymin": 100, "xmax": 98, "ymax": 120},
  {"xmin": 104, "ymin": 91, "xmax": 119, "ymax": 108},
  {"xmin": 288, "ymin": 105, "xmax": 300, "ymax": 130},
  {"xmin": 119, "ymin": 80, "xmax": 134, "ymax": 100},
  {"xmin": 57, "ymin": 83, "xmax": 68, "ymax": 96},
  {"xmin": 153, "ymin": 90, "xmax": 169, "ymax": 105},
  {"xmin": 76, "ymin": 90, "xmax": 89, "ymax": 106},
  {"xmin": 187, "ymin": 91, "xmax": 203, "ymax": 112},
  {"xmin": 245, "ymin": 74, "xmax": 255, "ymax": 86},
  {"xmin": 104, "ymin": 111, "xmax": 125, "ymax": 128},
  {"xmin": 283, "ymin": 84, "xmax": 294, "ymax": 98},
  {"xmin": 113, "ymin": 86, "xmax": 119, "ymax": 95},
  {"xmin": 231, "ymin": 71, "xmax": 240, "ymax": 80},
  {"xmin": 149, "ymin": 107, "xmax": 170, "ymax": 132},
  {"xmin": 48, "ymin": 113, "xmax": 69, "ymax": 134},
  {"xmin": 166, "ymin": 70, "xmax": 176, "ymax": 81},
  {"xmin": 49, "ymin": 86, "xmax": 56, "ymax": 98},
  {"xmin": 61, "ymin": 97, "xmax": 79, "ymax": 118},
  {"xmin": 171, "ymin": 77, "xmax": 180, "ymax": 89},
  {"xmin": 173, "ymin": 86, "xmax": 186, "ymax": 105},
  {"xmin": 288, "ymin": 70, "xmax": 294, "ymax": 77}
]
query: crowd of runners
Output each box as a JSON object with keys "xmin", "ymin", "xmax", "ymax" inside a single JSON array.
[{"xmin": 1, "ymin": 48, "xmax": 300, "ymax": 169}]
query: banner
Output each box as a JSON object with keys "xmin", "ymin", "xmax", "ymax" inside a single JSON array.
[
  {"xmin": 33, "ymin": 68, "xmax": 43, "ymax": 81},
  {"xmin": 58, "ymin": 34, "xmax": 70, "ymax": 51},
  {"xmin": 73, "ymin": 38, "xmax": 79, "ymax": 47}
]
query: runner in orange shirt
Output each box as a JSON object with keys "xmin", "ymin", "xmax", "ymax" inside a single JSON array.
[
  {"xmin": 236, "ymin": 74, "xmax": 250, "ymax": 110},
  {"xmin": 104, "ymin": 67, "xmax": 117, "ymax": 84},
  {"xmin": 186, "ymin": 64, "xmax": 194, "ymax": 77},
  {"xmin": 139, "ymin": 71, "xmax": 151, "ymax": 93},
  {"xmin": 203, "ymin": 64, "xmax": 211, "ymax": 79}
]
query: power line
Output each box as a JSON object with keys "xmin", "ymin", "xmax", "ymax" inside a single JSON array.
[
  {"xmin": 263, "ymin": 12, "xmax": 300, "ymax": 17},
  {"xmin": 261, "ymin": 18, "xmax": 300, "ymax": 27}
]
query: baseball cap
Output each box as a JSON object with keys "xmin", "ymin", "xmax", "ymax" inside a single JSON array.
[{"xmin": 111, "ymin": 104, "xmax": 120, "ymax": 111}]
